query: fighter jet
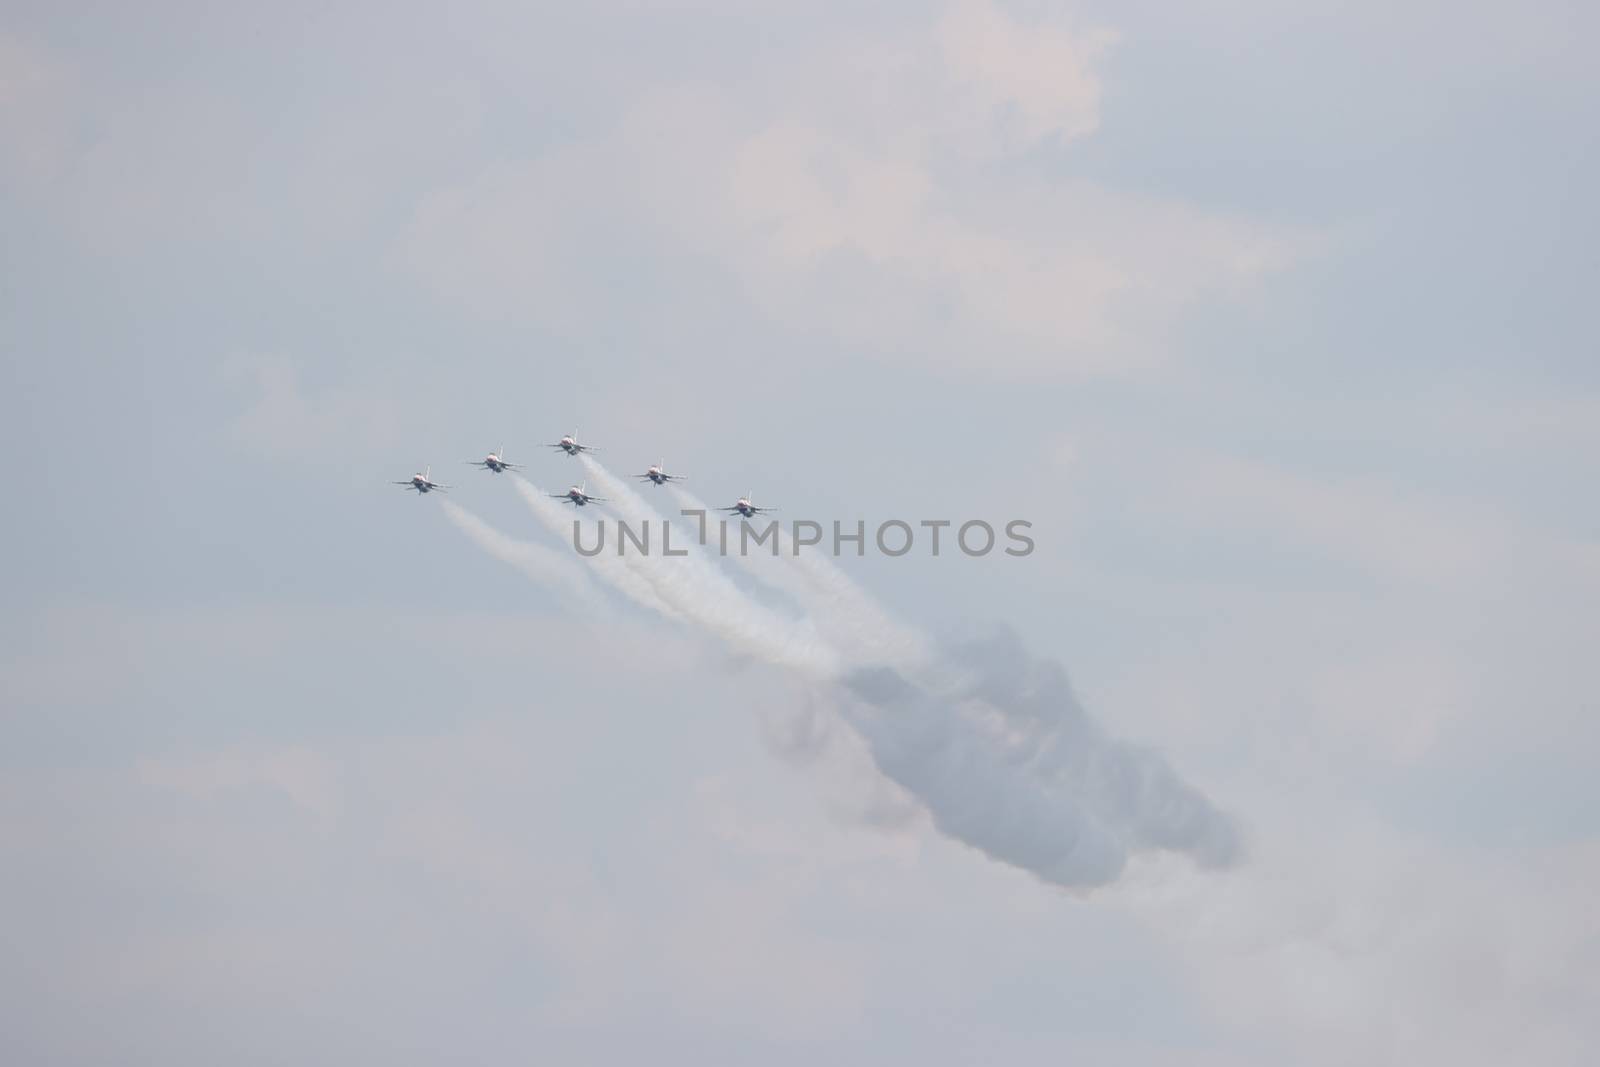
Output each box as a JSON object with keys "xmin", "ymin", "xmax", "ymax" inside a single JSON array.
[
  {"xmin": 718, "ymin": 491, "xmax": 777, "ymax": 518},
  {"xmin": 637, "ymin": 460, "xmax": 686, "ymax": 486},
  {"xmin": 394, "ymin": 466, "xmax": 448, "ymax": 494},
  {"xmin": 467, "ymin": 445, "xmax": 520, "ymax": 473},
  {"xmin": 550, "ymin": 432, "xmax": 598, "ymax": 457},
  {"xmin": 551, "ymin": 481, "xmax": 605, "ymax": 506}
]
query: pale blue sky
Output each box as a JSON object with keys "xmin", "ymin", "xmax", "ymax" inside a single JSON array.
[{"xmin": 2, "ymin": 2, "xmax": 1597, "ymax": 1063}]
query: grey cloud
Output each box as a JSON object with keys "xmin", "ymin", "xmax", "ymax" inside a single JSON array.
[{"xmin": 838, "ymin": 626, "xmax": 1239, "ymax": 890}]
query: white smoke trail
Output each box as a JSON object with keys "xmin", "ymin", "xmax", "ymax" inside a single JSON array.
[
  {"xmin": 653, "ymin": 485, "xmax": 813, "ymax": 600},
  {"xmin": 649, "ymin": 489, "xmax": 1239, "ymax": 875},
  {"xmin": 548, "ymin": 459, "xmax": 1238, "ymax": 891},
  {"xmin": 507, "ymin": 474, "xmax": 682, "ymax": 621},
  {"xmin": 576, "ymin": 456, "xmax": 837, "ymax": 678},
  {"xmin": 665, "ymin": 485, "xmax": 930, "ymax": 671},
  {"xmin": 440, "ymin": 500, "xmax": 597, "ymax": 604}
]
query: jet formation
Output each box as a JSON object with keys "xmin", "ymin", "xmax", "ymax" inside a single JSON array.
[{"xmin": 396, "ymin": 435, "xmax": 772, "ymax": 515}]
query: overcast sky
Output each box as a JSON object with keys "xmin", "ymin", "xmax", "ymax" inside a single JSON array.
[{"xmin": 2, "ymin": 1, "xmax": 1597, "ymax": 1063}]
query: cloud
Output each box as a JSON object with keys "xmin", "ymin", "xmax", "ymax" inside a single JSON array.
[
  {"xmin": 395, "ymin": 143, "xmax": 633, "ymax": 331},
  {"xmin": 1123, "ymin": 828, "xmax": 1600, "ymax": 1066},
  {"xmin": 440, "ymin": 499, "xmax": 600, "ymax": 607},
  {"xmin": 935, "ymin": 0, "xmax": 1115, "ymax": 147},
  {"xmin": 223, "ymin": 353, "xmax": 406, "ymax": 462},
  {"xmin": 0, "ymin": 31, "xmax": 77, "ymax": 181},
  {"xmin": 396, "ymin": 0, "xmax": 1309, "ymax": 378},
  {"xmin": 138, "ymin": 746, "xmax": 340, "ymax": 821}
]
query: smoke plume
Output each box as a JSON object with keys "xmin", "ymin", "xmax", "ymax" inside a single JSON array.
[
  {"xmin": 490, "ymin": 457, "xmax": 1239, "ymax": 891},
  {"xmin": 440, "ymin": 500, "xmax": 596, "ymax": 605}
]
